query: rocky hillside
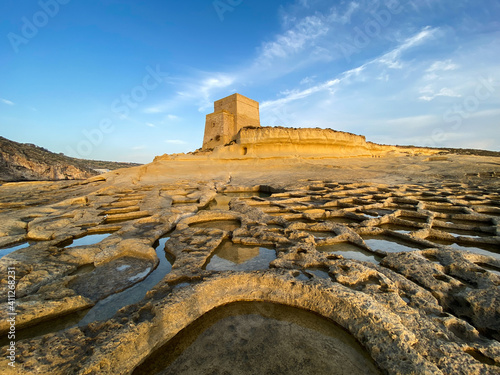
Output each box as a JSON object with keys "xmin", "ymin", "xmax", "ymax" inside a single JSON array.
[{"xmin": 0, "ymin": 136, "xmax": 141, "ymax": 182}]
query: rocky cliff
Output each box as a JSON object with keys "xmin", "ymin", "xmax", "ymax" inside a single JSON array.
[{"xmin": 0, "ymin": 136, "xmax": 140, "ymax": 182}]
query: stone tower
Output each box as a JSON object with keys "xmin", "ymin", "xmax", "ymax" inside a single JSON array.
[{"xmin": 202, "ymin": 93, "xmax": 260, "ymax": 149}]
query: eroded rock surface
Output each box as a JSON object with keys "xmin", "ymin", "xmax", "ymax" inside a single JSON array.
[{"xmin": 1, "ymin": 156, "xmax": 500, "ymax": 374}]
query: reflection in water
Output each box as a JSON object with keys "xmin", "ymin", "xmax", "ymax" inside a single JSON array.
[
  {"xmin": 363, "ymin": 235, "xmax": 424, "ymax": 253},
  {"xmin": 379, "ymin": 224, "xmax": 415, "ymax": 234},
  {"xmin": 133, "ymin": 302, "xmax": 381, "ymax": 375},
  {"xmin": 434, "ymin": 227, "xmax": 492, "ymax": 239},
  {"xmin": 0, "ymin": 308, "xmax": 90, "ymax": 348},
  {"xmin": 305, "ymin": 230, "xmax": 336, "ymax": 239},
  {"xmin": 0, "ymin": 242, "xmax": 31, "ymax": 259},
  {"xmin": 204, "ymin": 241, "xmax": 276, "ymax": 271},
  {"xmin": 64, "ymin": 233, "xmax": 114, "ymax": 248},
  {"xmin": 317, "ymin": 242, "xmax": 382, "ymax": 264},
  {"xmin": 430, "ymin": 239, "xmax": 500, "ymax": 260},
  {"xmin": 78, "ymin": 237, "xmax": 173, "ymax": 325}
]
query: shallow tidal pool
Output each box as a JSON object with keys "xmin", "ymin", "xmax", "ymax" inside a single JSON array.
[{"xmin": 132, "ymin": 302, "xmax": 381, "ymax": 375}]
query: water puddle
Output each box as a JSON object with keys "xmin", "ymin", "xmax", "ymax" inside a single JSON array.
[
  {"xmin": 189, "ymin": 220, "xmax": 240, "ymax": 231},
  {"xmin": 204, "ymin": 241, "xmax": 276, "ymax": 271},
  {"xmin": 304, "ymin": 268, "xmax": 331, "ymax": 279},
  {"xmin": 133, "ymin": 302, "xmax": 381, "ymax": 375},
  {"xmin": 0, "ymin": 308, "xmax": 90, "ymax": 348},
  {"xmin": 304, "ymin": 230, "xmax": 336, "ymax": 240},
  {"xmin": 70, "ymin": 264, "xmax": 96, "ymax": 276},
  {"xmin": 363, "ymin": 235, "xmax": 424, "ymax": 254},
  {"xmin": 0, "ymin": 242, "xmax": 32, "ymax": 259},
  {"xmin": 430, "ymin": 239, "xmax": 500, "ymax": 260},
  {"xmin": 379, "ymin": 224, "xmax": 416, "ymax": 234},
  {"xmin": 317, "ymin": 242, "xmax": 382, "ymax": 264},
  {"xmin": 60, "ymin": 232, "xmax": 114, "ymax": 248},
  {"xmin": 78, "ymin": 237, "xmax": 173, "ymax": 325},
  {"xmin": 435, "ymin": 227, "xmax": 492, "ymax": 239}
]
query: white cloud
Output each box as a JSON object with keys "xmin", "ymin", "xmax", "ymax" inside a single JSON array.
[
  {"xmin": 262, "ymin": 27, "xmax": 438, "ymax": 113},
  {"xmin": 300, "ymin": 76, "xmax": 316, "ymax": 85},
  {"xmin": 426, "ymin": 60, "xmax": 459, "ymax": 72},
  {"xmin": 1, "ymin": 98, "xmax": 14, "ymax": 106},
  {"xmin": 375, "ymin": 26, "xmax": 437, "ymax": 69},
  {"xmin": 146, "ymin": 122, "xmax": 156, "ymax": 127},
  {"xmin": 261, "ymin": 79, "xmax": 340, "ymax": 109},
  {"xmin": 178, "ymin": 73, "xmax": 235, "ymax": 112},
  {"xmin": 167, "ymin": 114, "xmax": 179, "ymax": 120},
  {"xmin": 165, "ymin": 139, "xmax": 187, "ymax": 145},
  {"xmin": 132, "ymin": 145, "xmax": 146, "ymax": 150},
  {"xmin": 257, "ymin": 15, "xmax": 329, "ymax": 64},
  {"xmin": 419, "ymin": 87, "xmax": 462, "ymax": 101},
  {"xmin": 144, "ymin": 107, "xmax": 163, "ymax": 114}
]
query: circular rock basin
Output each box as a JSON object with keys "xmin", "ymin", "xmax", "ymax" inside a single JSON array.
[{"xmin": 133, "ymin": 302, "xmax": 381, "ymax": 375}]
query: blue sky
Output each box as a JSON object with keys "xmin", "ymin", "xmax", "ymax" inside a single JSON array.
[{"xmin": 1, "ymin": 0, "xmax": 499, "ymax": 163}]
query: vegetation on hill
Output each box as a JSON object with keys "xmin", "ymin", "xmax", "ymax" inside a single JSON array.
[{"xmin": 0, "ymin": 136, "xmax": 142, "ymax": 182}]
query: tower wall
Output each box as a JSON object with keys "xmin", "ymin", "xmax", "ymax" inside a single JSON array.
[
  {"xmin": 202, "ymin": 93, "xmax": 260, "ymax": 150},
  {"xmin": 202, "ymin": 110, "xmax": 234, "ymax": 150},
  {"xmin": 214, "ymin": 93, "xmax": 260, "ymax": 132}
]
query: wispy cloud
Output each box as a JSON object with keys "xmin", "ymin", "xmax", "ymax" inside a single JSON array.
[
  {"xmin": 261, "ymin": 79, "xmax": 340, "ymax": 109},
  {"xmin": 427, "ymin": 60, "xmax": 459, "ymax": 73},
  {"xmin": 261, "ymin": 27, "xmax": 436, "ymax": 111},
  {"xmin": 1, "ymin": 98, "xmax": 14, "ymax": 106},
  {"xmin": 165, "ymin": 139, "xmax": 187, "ymax": 145},
  {"xmin": 257, "ymin": 15, "xmax": 329, "ymax": 64},
  {"xmin": 419, "ymin": 87, "xmax": 462, "ymax": 101},
  {"xmin": 145, "ymin": 122, "xmax": 156, "ymax": 127},
  {"xmin": 375, "ymin": 26, "xmax": 437, "ymax": 69},
  {"xmin": 328, "ymin": 2, "xmax": 360, "ymax": 25},
  {"xmin": 146, "ymin": 73, "xmax": 234, "ymax": 114}
]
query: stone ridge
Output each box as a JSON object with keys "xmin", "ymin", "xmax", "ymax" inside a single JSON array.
[
  {"xmin": 0, "ymin": 136, "xmax": 142, "ymax": 182},
  {"xmin": 198, "ymin": 95, "xmax": 444, "ymax": 159}
]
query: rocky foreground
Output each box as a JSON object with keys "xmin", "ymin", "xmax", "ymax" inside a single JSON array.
[{"xmin": 0, "ymin": 154, "xmax": 500, "ymax": 374}]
